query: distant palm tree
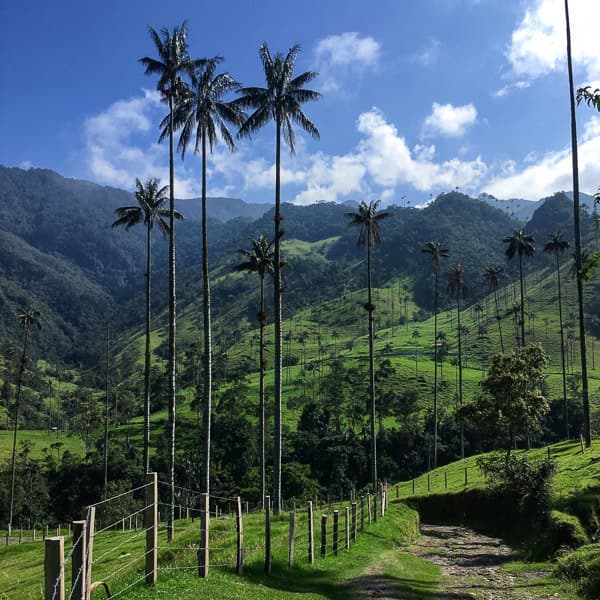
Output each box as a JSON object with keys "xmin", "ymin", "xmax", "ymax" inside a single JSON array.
[
  {"xmin": 483, "ymin": 265, "xmax": 505, "ymax": 353},
  {"xmin": 171, "ymin": 57, "xmax": 245, "ymax": 497},
  {"xmin": 412, "ymin": 329, "xmax": 421, "ymax": 376},
  {"xmin": 503, "ymin": 229, "xmax": 535, "ymax": 347},
  {"xmin": 421, "ymin": 241, "xmax": 448, "ymax": 469},
  {"xmin": 140, "ymin": 21, "xmax": 200, "ymax": 541},
  {"xmin": 234, "ymin": 235, "xmax": 275, "ymax": 507},
  {"xmin": 346, "ymin": 200, "xmax": 389, "ymax": 489},
  {"xmin": 8, "ymin": 306, "xmax": 41, "ymax": 536},
  {"xmin": 544, "ymin": 232, "xmax": 570, "ymax": 439},
  {"xmin": 236, "ymin": 44, "xmax": 320, "ymax": 512},
  {"xmin": 447, "ymin": 264, "xmax": 466, "ymax": 459},
  {"xmin": 568, "ymin": 0, "xmax": 592, "ymax": 446},
  {"xmin": 112, "ymin": 178, "xmax": 181, "ymax": 474}
]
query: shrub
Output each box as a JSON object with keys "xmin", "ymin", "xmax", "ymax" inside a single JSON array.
[
  {"xmin": 555, "ymin": 544, "xmax": 600, "ymax": 597},
  {"xmin": 548, "ymin": 510, "xmax": 589, "ymax": 550}
]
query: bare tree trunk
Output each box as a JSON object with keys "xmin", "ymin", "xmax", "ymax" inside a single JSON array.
[
  {"xmin": 367, "ymin": 236, "xmax": 377, "ymax": 488},
  {"xmin": 433, "ymin": 271, "xmax": 439, "ymax": 469},
  {"xmin": 259, "ymin": 275, "xmax": 265, "ymax": 507},
  {"xmin": 556, "ymin": 254, "xmax": 569, "ymax": 439},
  {"xmin": 143, "ymin": 222, "xmax": 152, "ymax": 474}
]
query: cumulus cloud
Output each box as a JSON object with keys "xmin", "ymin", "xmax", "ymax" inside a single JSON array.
[
  {"xmin": 422, "ymin": 102, "xmax": 478, "ymax": 138},
  {"xmin": 492, "ymin": 80, "xmax": 530, "ymax": 98},
  {"xmin": 483, "ymin": 116, "xmax": 600, "ymax": 199},
  {"xmin": 506, "ymin": 0, "xmax": 600, "ymax": 82},
  {"xmin": 313, "ymin": 32, "xmax": 381, "ymax": 93}
]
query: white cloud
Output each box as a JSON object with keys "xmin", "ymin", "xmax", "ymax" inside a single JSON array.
[
  {"xmin": 18, "ymin": 160, "xmax": 33, "ymax": 170},
  {"xmin": 84, "ymin": 89, "xmax": 205, "ymax": 197},
  {"xmin": 313, "ymin": 32, "xmax": 381, "ymax": 93},
  {"xmin": 422, "ymin": 102, "xmax": 478, "ymax": 138},
  {"xmin": 483, "ymin": 116, "xmax": 600, "ymax": 199},
  {"xmin": 506, "ymin": 0, "xmax": 600, "ymax": 82},
  {"xmin": 492, "ymin": 80, "xmax": 530, "ymax": 98},
  {"xmin": 412, "ymin": 38, "xmax": 441, "ymax": 66}
]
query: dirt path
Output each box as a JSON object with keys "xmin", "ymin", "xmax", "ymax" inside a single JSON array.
[{"xmin": 351, "ymin": 523, "xmax": 554, "ymax": 599}]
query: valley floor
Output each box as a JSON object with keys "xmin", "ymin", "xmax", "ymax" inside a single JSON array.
[{"xmin": 350, "ymin": 523, "xmax": 579, "ymax": 599}]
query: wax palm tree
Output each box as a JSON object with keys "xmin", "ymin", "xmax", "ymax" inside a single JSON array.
[
  {"xmin": 140, "ymin": 21, "xmax": 200, "ymax": 540},
  {"xmin": 112, "ymin": 178, "xmax": 181, "ymax": 474},
  {"xmin": 421, "ymin": 241, "xmax": 448, "ymax": 469},
  {"xmin": 569, "ymin": 5, "xmax": 592, "ymax": 446},
  {"xmin": 169, "ymin": 57, "xmax": 245, "ymax": 498},
  {"xmin": 8, "ymin": 306, "xmax": 41, "ymax": 536},
  {"xmin": 447, "ymin": 264, "xmax": 466, "ymax": 459},
  {"xmin": 346, "ymin": 200, "xmax": 389, "ymax": 490},
  {"xmin": 234, "ymin": 235, "xmax": 275, "ymax": 507},
  {"xmin": 544, "ymin": 232, "xmax": 570, "ymax": 439},
  {"xmin": 412, "ymin": 329, "xmax": 421, "ymax": 376},
  {"xmin": 503, "ymin": 229, "xmax": 535, "ymax": 348},
  {"xmin": 236, "ymin": 44, "xmax": 320, "ymax": 512},
  {"xmin": 483, "ymin": 265, "xmax": 505, "ymax": 353}
]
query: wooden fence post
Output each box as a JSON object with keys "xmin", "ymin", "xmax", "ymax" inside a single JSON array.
[
  {"xmin": 71, "ymin": 521, "xmax": 87, "ymax": 600},
  {"xmin": 19, "ymin": 526, "xmax": 22, "ymax": 544},
  {"xmin": 396, "ymin": 483, "xmax": 399, "ymax": 499},
  {"xmin": 367, "ymin": 493, "xmax": 372, "ymax": 524},
  {"xmin": 373, "ymin": 490, "xmax": 378, "ymax": 522},
  {"xmin": 445, "ymin": 471, "xmax": 448, "ymax": 489},
  {"xmin": 464, "ymin": 467, "xmax": 468, "ymax": 486},
  {"xmin": 333, "ymin": 510, "xmax": 339, "ymax": 556},
  {"xmin": 307, "ymin": 500, "xmax": 314, "ymax": 564},
  {"xmin": 145, "ymin": 472, "xmax": 158, "ymax": 586},
  {"xmin": 85, "ymin": 506, "xmax": 95, "ymax": 600},
  {"xmin": 344, "ymin": 507, "xmax": 350, "ymax": 550},
  {"xmin": 236, "ymin": 497, "xmax": 243, "ymax": 576},
  {"xmin": 198, "ymin": 493, "xmax": 210, "ymax": 578},
  {"xmin": 264, "ymin": 495, "xmax": 271, "ymax": 574},
  {"xmin": 351, "ymin": 503, "xmax": 357, "ymax": 542},
  {"xmin": 427, "ymin": 473, "xmax": 430, "ymax": 492},
  {"xmin": 44, "ymin": 536, "xmax": 64, "ymax": 600},
  {"xmin": 288, "ymin": 511, "xmax": 295, "ymax": 567},
  {"xmin": 412, "ymin": 479, "xmax": 415, "ymax": 495},
  {"xmin": 360, "ymin": 495, "xmax": 365, "ymax": 532},
  {"xmin": 320, "ymin": 514, "xmax": 327, "ymax": 558}
]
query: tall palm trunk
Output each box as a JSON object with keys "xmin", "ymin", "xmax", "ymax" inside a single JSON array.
[
  {"xmin": 433, "ymin": 271, "xmax": 439, "ymax": 469},
  {"xmin": 556, "ymin": 254, "xmax": 569, "ymax": 439},
  {"xmin": 457, "ymin": 292, "xmax": 464, "ymax": 459},
  {"xmin": 167, "ymin": 94, "xmax": 177, "ymax": 542},
  {"xmin": 518, "ymin": 255, "xmax": 526, "ymax": 347},
  {"xmin": 259, "ymin": 274, "xmax": 266, "ymax": 509},
  {"xmin": 494, "ymin": 290, "xmax": 504, "ymax": 353},
  {"xmin": 367, "ymin": 234, "xmax": 377, "ymax": 493},
  {"xmin": 7, "ymin": 326, "xmax": 30, "ymax": 536},
  {"xmin": 143, "ymin": 221, "xmax": 152, "ymax": 474},
  {"xmin": 201, "ymin": 129, "xmax": 213, "ymax": 496},
  {"xmin": 565, "ymin": 0, "xmax": 591, "ymax": 446},
  {"xmin": 273, "ymin": 118, "xmax": 283, "ymax": 513}
]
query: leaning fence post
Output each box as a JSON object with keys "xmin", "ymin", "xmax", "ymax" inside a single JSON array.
[
  {"xmin": 145, "ymin": 472, "xmax": 158, "ymax": 586},
  {"xmin": 333, "ymin": 510, "xmax": 339, "ymax": 556},
  {"xmin": 344, "ymin": 507, "xmax": 350, "ymax": 550},
  {"xmin": 85, "ymin": 507, "xmax": 95, "ymax": 600},
  {"xmin": 264, "ymin": 495, "xmax": 271, "ymax": 574},
  {"xmin": 236, "ymin": 496, "xmax": 243, "ymax": 576},
  {"xmin": 288, "ymin": 510, "xmax": 295, "ymax": 567},
  {"xmin": 351, "ymin": 502, "xmax": 357, "ymax": 542},
  {"xmin": 198, "ymin": 493, "xmax": 210, "ymax": 578},
  {"xmin": 320, "ymin": 514, "xmax": 327, "ymax": 558},
  {"xmin": 44, "ymin": 536, "xmax": 64, "ymax": 600},
  {"xmin": 71, "ymin": 520, "xmax": 87, "ymax": 600},
  {"xmin": 307, "ymin": 500, "xmax": 314, "ymax": 564}
]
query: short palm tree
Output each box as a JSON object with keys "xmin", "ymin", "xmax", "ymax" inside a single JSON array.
[
  {"xmin": 346, "ymin": 200, "xmax": 389, "ymax": 491},
  {"xmin": 112, "ymin": 178, "xmax": 181, "ymax": 474},
  {"xmin": 544, "ymin": 232, "xmax": 570, "ymax": 439},
  {"xmin": 234, "ymin": 235, "xmax": 275, "ymax": 507},
  {"xmin": 447, "ymin": 264, "xmax": 466, "ymax": 459},
  {"xmin": 503, "ymin": 229, "xmax": 535, "ymax": 348},
  {"xmin": 140, "ymin": 21, "xmax": 200, "ymax": 541},
  {"xmin": 483, "ymin": 265, "xmax": 505, "ymax": 353},
  {"xmin": 8, "ymin": 306, "xmax": 41, "ymax": 536},
  {"xmin": 422, "ymin": 241, "xmax": 449, "ymax": 469},
  {"xmin": 236, "ymin": 43, "xmax": 320, "ymax": 513},
  {"xmin": 170, "ymin": 57, "xmax": 245, "ymax": 498}
]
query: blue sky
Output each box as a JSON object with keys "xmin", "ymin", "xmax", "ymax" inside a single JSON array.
[{"xmin": 2, "ymin": 0, "xmax": 600, "ymax": 205}]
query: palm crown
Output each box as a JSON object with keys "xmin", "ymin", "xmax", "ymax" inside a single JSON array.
[
  {"xmin": 483, "ymin": 265, "xmax": 504, "ymax": 291},
  {"xmin": 236, "ymin": 44, "xmax": 320, "ymax": 152},
  {"xmin": 345, "ymin": 200, "xmax": 389, "ymax": 247},
  {"xmin": 503, "ymin": 229, "xmax": 535, "ymax": 260},
  {"xmin": 422, "ymin": 241, "xmax": 449, "ymax": 270},
  {"xmin": 234, "ymin": 235, "xmax": 275, "ymax": 278},
  {"xmin": 544, "ymin": 231, "xmax": 570, "ymax": 255}
]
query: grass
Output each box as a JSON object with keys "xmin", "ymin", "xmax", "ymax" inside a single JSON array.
[{"xmin": 0, "ymin": 429, "xmax": 84, "ymax": 462}]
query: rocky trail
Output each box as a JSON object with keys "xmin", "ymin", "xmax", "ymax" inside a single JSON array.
[{"xmin": 351, "ymin": 523, "xmax": 559, "ymax": 599}]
